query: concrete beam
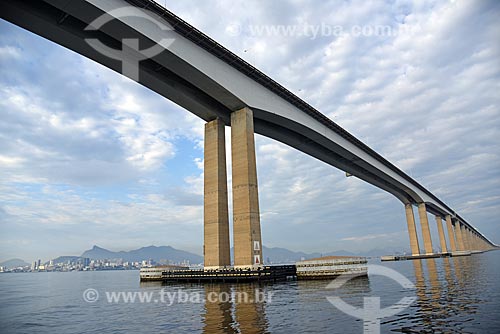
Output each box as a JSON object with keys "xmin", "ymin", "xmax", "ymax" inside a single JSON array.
[
  {"xmin": 231, "ymin": 107, "xmax": 263, "ymax": 268},
  {"xmin": 203, "ymin": 119, "xmax": 231, "ymax": 269}
]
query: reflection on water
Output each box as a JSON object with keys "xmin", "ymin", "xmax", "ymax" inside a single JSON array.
[
  {"xmin": 202, "ymin": 283, "xmax": 269, "ymax": 334},
  {"xmin": 1, "ymin": 253, "xmax": 499, "ymax": 333},
  {"xmin": 394, "ymin": 256, "xmax": 491, "ymax": 333},
  {"xmin": 202, "ymin": 284, "xmax": 234, "ymax": 334},
  {"xmin": 200, "ymin": 276, "xmax": 372, "ymax": 334}
]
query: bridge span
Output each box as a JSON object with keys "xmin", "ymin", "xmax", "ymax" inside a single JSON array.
[{"xmin": 1, "ymin": 0, "xmax": 497, "ymax": 268}]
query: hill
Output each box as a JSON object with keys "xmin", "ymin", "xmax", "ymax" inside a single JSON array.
[
  {"xmin": 0, "ymin": 258, "xmax": 30, "ymax": 268},
  {"xmin": 81, "ymin": 245, "xmax": 203, "ymax": 264}
]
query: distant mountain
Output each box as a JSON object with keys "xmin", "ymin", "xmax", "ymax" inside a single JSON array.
[
  {"xmin": 80, "ymin": 246, "xmax": 117, "ymax": 259},
  {"xmin": 0, "ymin": 258, "xmax": 29, "ymax": 268},
  {"xmin": 51, "ymin": 256, "xmax": 82, "ymax": 264},
  {"xmin": 357, "ymin": 247, "xmax": 409, "ymax": 256},
  {"xmin": 230, "ymin": 246, "xmax": 392, "ymax": 264},
  {"xmin": 262, "ymin": 246, "xmax": 322, "ymax": 264},
  {"xmin": 229, "ymin": 246, "xmax": 354, "ymax": 264},
  {"xmin": 324, "ymin": 249, "xmax": 359, "ymax": 257},
  {"xmin": 6, "ymin": 245, "xmax": 405, "ymax": 268},
  {"xmin": 81, "ymin": 245, "xmax": 203, "ymax": 264}
]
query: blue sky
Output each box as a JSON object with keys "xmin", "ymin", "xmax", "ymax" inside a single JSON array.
[{"xmin": 1, "ymin": 0, "xmax": 499, "ymax": 262}]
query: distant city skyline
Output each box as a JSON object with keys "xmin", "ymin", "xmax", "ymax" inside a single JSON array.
[{"xmin": 1, "ymin": 0, "xmax": 499, "ymax": 262}]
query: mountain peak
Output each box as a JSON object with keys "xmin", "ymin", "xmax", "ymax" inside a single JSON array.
[{"xmin": 80, "ymin": 244, "xmax": 202, "ymax": 263}]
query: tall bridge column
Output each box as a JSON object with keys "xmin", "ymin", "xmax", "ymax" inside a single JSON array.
[
  {"xmin": 455, "ymin": 222, "xmax": 465, "ymax": 251},
  {"xmin": 445, "ymin": 215, "xmax": 457, "ymax": 252},
  {"xmin": 478, "ymin": 236, "xmax": 485, "ymax": 251},
  {"xmin": 405, "ymin": 204, "xmax": 420, "ymax": 255},
  {"xmin": 435, "ymin": 216, "xmax": 448, "ymax": 253},
  {"xmin": 417, "ymin": 203, "xmax": 434, "ymax": 254},
  {"xmin": 464, "ymin": 227, "xmax": 472, "ymax": 251},
  {"xmin": 231, "ymin": 107, "xmax": 263, "ymax": 269},
  {"xmin": 472, "ymin": 233, "xmax": 479, "ymax": 251},
  {"xmin": 203, "ymin": 119, "xmax": 231, "ymax": 269},
  {"xmin": 468, "ymin": 229, "xmax": 474, "ymax": 250}
]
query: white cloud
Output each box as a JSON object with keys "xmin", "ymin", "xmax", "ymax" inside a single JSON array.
[{"xmin": 1, "ymin": 0, "xmax": 499, "ymax": 261}]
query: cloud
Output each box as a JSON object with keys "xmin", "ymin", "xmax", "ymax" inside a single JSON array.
[
  {"xmin": 1, "ymin": 0, "xmax": 499, "ymax": 261},
  {"xmin": 342, "ymin": 232, "xmax": 406, "ymax": 242}
]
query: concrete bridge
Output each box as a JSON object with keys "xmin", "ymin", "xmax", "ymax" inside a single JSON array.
[{"xmin": 1, "ymin": 0, "xmax": 497, "ymax": 268}]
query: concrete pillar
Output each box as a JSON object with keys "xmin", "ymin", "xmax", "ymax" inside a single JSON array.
[
  {"xmin": 445, "ymin": 215, "xmax": 457, "ymax": 252},
  {"xmin": 435, "ymin": 216, "xmax": 448, "ymax": 253},
  {"xmin": 231, "ymin": 107, "xmax": 263, "ymax": 268},
  {"xmin": 203, "ymin": 119, "xmax": 231, "ymax": 269},
  {"xmin": 418, "ymin": 203, "xmax": 434, "ymax": 254},
  {"xmin": 455, "ymin": 222, "xmax": 465, "ymax": 251},
  {"xmin": 405, "ymin": 204, "xmax": 420, "ymax": 255},
  {"xmin": 467, "ymin": 229, "xmax": 474, "ymax": 251},
  {"xmin": 463, "ymin": 228, "xmax": 471, "ymax": 251}
]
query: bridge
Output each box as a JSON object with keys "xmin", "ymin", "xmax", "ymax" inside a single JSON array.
[{"xmin": 1, "ymin": 0, "xmax": 497, "ymax": 269}]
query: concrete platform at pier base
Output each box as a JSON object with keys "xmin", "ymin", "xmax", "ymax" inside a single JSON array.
[
  {"xmin": 140, "ymin": 265, "xmax": 297, "ymax": 283},
  {"xmin": 451, "ymin": 251, "xmax": 472, "ymax": 257},
  {"xmin": 381, "ymin": 253, "xmax": 451, "ymax": 262}
]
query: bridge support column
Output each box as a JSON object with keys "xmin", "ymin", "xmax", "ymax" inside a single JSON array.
[
  {"xmin": 445, "ymin": 215, "xmax": 457, "ymax": 252},
  {"xmin": 462, "ymin": 227, "xmax": 469, "ymax": 251},
  {"xmin": 405, "ymin": 204, "xmax": 420, "ymax": 255},
  {"xmin": 464, "ymin": 228, "xmax": 472, "ymax": 251},
  {"xmin": 435, "ymin": 216, "xmax": 448, "ymax": 253},
  {"xmin": 418, "ymin": 203, "xmax": 434, "ymax": 254},
  {"xmin": 203, "ymin": 119, "xmax": 231, "ymax": 269},
  {"xmin": 231, "ymin": 107, "xmax": 263, "ymax": 269},
  {"xmin": 455, "ymin": 222, "xmax": 465, "ymax": 251}
]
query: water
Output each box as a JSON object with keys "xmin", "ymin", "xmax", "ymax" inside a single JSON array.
[{"xmin": 1, "ymin": 252, "xmax": 499, "ymax": 333}]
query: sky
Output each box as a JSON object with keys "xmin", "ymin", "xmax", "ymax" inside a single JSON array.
[{"xmin": 0, "ymin": 0, "xmax": 499, "ymax": 262}]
